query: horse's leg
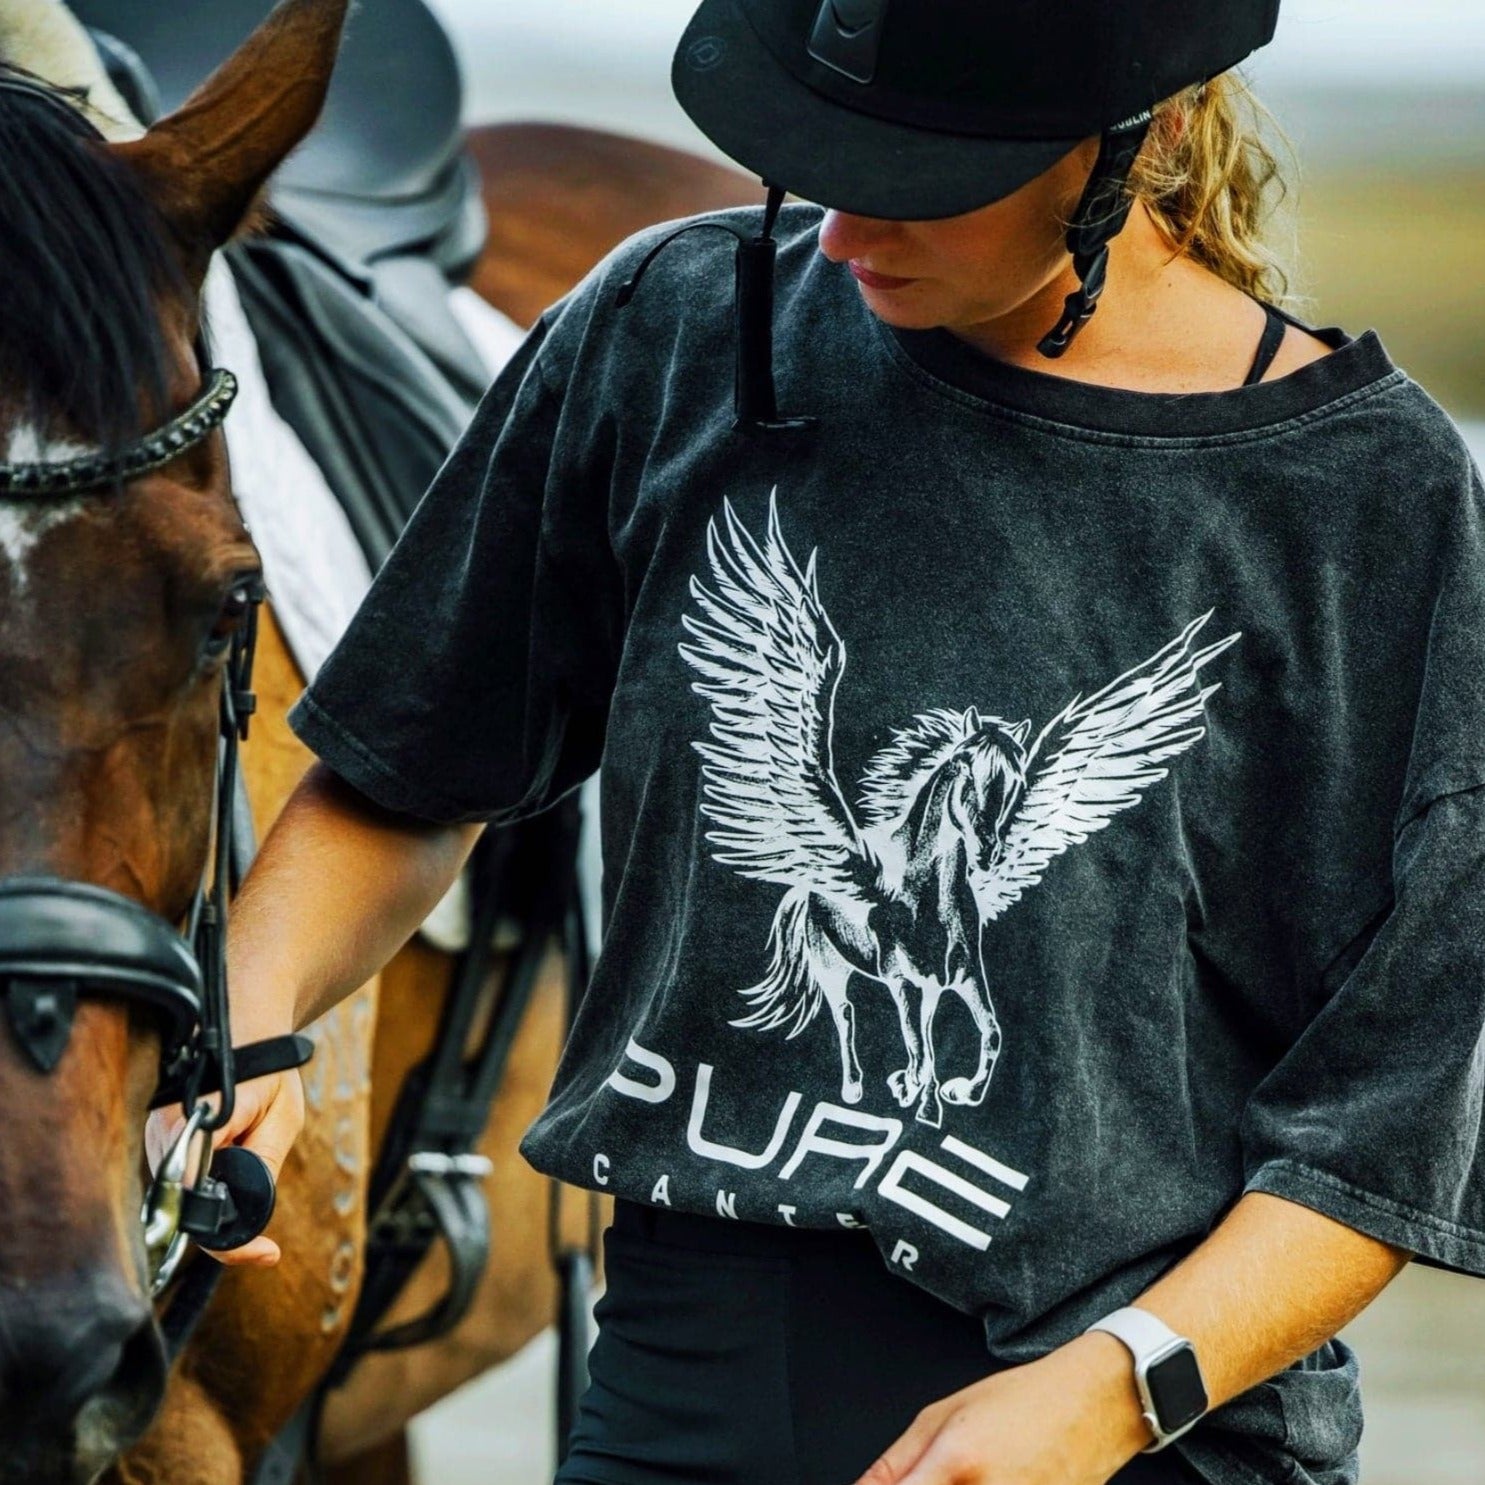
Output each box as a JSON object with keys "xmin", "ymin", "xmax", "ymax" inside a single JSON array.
[
  {"xmin": 940, "ymin": 976, "xmax": 1004, "ymax": 1108},
  {"xmin": 914, "ymin": 982, "xmax": 947, "ymax": 1128},
  {"xmin": 320, "ymin": 1430, "xmax": 412, "ymax": 1485},
  {"xmin": 812, "ymin": 938, "xmax": 865, "ymax": 1105},
  {"xmin": 882, "ymin": 968, "xmax": 926, "ymax": 1110}
]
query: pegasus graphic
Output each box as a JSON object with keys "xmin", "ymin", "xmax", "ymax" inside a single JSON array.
[{"xmin": 680, "ymin": 494, "xmax": 1239, "ymax": 1127}]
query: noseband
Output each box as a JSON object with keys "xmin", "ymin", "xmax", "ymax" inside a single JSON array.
[{"xmin": 0, "ymin": 363, "xmax": 312, "ymax": 1297}]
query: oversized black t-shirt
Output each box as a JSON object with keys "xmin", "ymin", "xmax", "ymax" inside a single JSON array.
[{"xmin": 290, "ymin": 205, "xmax": 1485, "ymax": 1485}]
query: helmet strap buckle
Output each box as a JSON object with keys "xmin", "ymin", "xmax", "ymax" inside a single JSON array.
[
  {"xmin": 1038, "ymin": 245, "xmax": 1110, "ymax": 358},
  {"xmin": 1036, "ymin": 111, "xmax": 1153, "ymax": 360}
]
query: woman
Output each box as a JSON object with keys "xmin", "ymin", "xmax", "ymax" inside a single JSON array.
[{"xmin": 193, "ymin": 2, "xmax": 1485, "ymax": 1482}]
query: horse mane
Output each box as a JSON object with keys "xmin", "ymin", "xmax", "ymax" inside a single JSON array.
[
  {"xmin": 857, "ymin": 708, "xmax": 976, "ymax": 828},
  {"xmin": 0, "ymin": 65, "xmax": 186, "ymax": 460}
]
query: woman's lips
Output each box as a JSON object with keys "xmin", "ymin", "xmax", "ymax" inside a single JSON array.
[{"xmin": 849, "ymin": 261, "xmax": 916, "ymax": 291}]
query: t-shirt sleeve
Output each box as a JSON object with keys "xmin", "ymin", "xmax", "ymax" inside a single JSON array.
[
  {"xmin": 287, "ymin": 308, "xmax": 623, "ymax": 824},
  {"xmin": 1240, "ymin": 460, "xmax": 1485, "ymax": 1277}
]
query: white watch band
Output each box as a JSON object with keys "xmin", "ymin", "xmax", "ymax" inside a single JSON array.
[
  {"xmin": 1087, "ymin": 1304, "xmax": 1183, "ymax": 1359},
  {"xmin": 1084, "ymin": 1305, "xmax": 1207, "ymax": 1452}
]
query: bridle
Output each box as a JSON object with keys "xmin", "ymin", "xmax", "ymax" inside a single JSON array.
[
  {"xmin": 0, "ymin": 362, "xmax": 313, "ymax": 1300},
  {"xmin": 0, "ymin": 67, "xmax": 312, "ymax": 1308}
]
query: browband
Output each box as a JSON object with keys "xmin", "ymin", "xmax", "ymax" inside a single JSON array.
[{"xmin": 0, "ymin": 367, "xmax": 239, "ymax": 498}]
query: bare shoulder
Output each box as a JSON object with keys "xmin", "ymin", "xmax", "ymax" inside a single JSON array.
[{"xmin": 1261, "ymin": 321, "xmax": 1337, "ymax": 382}]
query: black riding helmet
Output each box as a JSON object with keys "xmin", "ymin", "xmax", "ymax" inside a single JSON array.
[{"xmin": 623, "ymin": 0, "xmax": 1281, "ymax": 429}]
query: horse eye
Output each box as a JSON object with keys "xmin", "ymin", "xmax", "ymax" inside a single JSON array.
[{"xmin": 204, "ymin": 581, "xmax": 258, "ymax": 656}]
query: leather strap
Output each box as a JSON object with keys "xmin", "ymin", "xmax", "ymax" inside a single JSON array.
[{"xmin": 149, "ymin": 1033, "xmax": 316, "ymax": 1112}]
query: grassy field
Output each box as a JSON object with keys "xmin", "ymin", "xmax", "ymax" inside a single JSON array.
[{"xmin": 1288, "ymin": 167, "xmax": 1485, "ymax": 417}]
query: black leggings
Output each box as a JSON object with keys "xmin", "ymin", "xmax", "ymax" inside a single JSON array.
[{"xmin": 555, "ymin": 1200, "xmax": 1205, "ymax": 1485}]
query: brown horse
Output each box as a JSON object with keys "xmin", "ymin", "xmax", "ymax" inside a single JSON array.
[{"xmin": 0, "ymin": 3, "xmax": 757, "ymax": 1483}]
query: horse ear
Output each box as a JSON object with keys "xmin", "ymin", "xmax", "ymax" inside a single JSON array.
[
  {"xmin": 111, "ymin": 0, "xmax": 350, "ymax": 285},
  {"xmin": 1010, "ymin": 719, "xmax": 1031, "ymax": 745}
]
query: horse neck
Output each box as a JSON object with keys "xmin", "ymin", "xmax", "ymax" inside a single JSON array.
[{"xmin": 897, "ymin": 762, "xmax": 967, "ymax": 874}]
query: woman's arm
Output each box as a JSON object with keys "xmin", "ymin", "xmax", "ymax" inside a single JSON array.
[
  {"xmin": 228, "ymin": 760, "xmax": 484, "ymax": 1039},
  {"xmin": 858, "ymin": 1191, "xmax": 1411, "ymax": 1485},
  {"xmin": 145, "ymin": 760, "xmax": 482, "ymax": 1267}
]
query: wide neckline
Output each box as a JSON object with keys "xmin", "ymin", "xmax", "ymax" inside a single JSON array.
[{"xmin": 880, "ymin": 311, "xmax": 1401, "ymax": 440}]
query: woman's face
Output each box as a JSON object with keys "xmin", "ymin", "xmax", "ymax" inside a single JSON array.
[{"xmin": 815, "ymin": 139, "xmax": 1100, "ymax": 335}]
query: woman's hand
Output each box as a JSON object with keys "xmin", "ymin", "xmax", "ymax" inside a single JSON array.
[
  {"xmin": 853, "ymin": 1332, "xmax": 1149, "ymax": 1485},
  {"xmin": 144, "ymin": 1062, "xmax": 306, "ymax": 1268}
]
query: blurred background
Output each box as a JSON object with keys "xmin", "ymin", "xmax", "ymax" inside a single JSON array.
[
  {"xmin": 403, "ymin": 2, "xmax": 1485, "ymax": 1483},
  {"xmin": 427, "ymin": 0, "xmax": 1485, "ymax": 421}
]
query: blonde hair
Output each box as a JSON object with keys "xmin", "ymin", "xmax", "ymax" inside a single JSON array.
[{"xmin": 1127, "ymin": 71, "xmax": 1294, "ymax": 306}]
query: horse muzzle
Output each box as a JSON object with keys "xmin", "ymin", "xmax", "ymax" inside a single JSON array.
[{"xmin": 0, "ymin": 1276, "xmax": 167, "ymax": 1485}]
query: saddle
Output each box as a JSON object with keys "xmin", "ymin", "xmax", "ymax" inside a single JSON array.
[{"xmin": 74, "ymin": 0, "xmax": 489, "ymax": 563}]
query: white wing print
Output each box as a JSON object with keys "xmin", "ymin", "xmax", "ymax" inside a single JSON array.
[
  {"xmin": 974, "ymin": 611, "xmax": 1240, "ymax": 920},
  {"xmin": 679, "ymin": 492, "xmax": 872, "ymax": 898}
]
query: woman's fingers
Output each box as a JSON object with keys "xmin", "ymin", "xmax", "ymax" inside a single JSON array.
[
  {"xmin": 213, "ymin": 1233, "xmax": 281, "ymax": 1267},
  {"xmin": 142, "ymin": 1069, "xmax": 306, "ymax": 1268},
  {"xmin": 854, "ymin": 1402, "xmax": 948, "ymax": 1484},
  {"xmin": 223, "ymin": 1068, "xmax": 304, "ymax": 1184},
  {"xmin": 206, "ymin": 1068, "xmax": 305, "ymax": 1267}
]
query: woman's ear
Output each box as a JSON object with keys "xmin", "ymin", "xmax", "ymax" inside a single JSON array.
[{"xmin": 110, "ymin": 0, "xmax": 350, "ymax": 288}]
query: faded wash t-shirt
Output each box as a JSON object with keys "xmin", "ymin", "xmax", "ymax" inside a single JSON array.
[{"xmin": 289, "ymin": 205, "xmax": 1485, "ymax": 1485}]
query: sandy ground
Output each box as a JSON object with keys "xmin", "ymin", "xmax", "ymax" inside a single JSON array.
[{"xmin": 409, "ymin": 1259, "xmax": 1485, "ymax": 1485}]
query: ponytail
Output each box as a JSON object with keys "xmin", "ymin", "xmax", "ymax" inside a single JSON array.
[{"xmin": 1129, "ymin": 71, "xmax": 1295, "ymax": 306}]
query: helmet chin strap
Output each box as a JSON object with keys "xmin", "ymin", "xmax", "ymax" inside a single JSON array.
[
  {"xmin": 1037, "ymin": 111, "xmax": 1154, "ymax": 359},
  {"xmin": 616, "ymin": 181, "xmax": 816, "ymax": 436}
]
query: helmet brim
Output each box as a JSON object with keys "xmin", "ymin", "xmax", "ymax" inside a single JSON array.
[{"xmin": 673, "ymin": 0, "xmax": 1088, "ymax": 221}]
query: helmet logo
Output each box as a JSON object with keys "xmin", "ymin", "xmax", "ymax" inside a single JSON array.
[
  {"xmin": 808, "ymin": 0, "xmax": 889, "ymax": 84},
  {"xmin": 828, "ymin": 0, "xmax": 884, "ymax": 33},
  {"xmin": 685, "ymin": 35, "xmax": 729, "ymax": 72}
]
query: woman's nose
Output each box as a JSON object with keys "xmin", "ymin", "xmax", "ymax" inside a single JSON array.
[{"xmin": 817, "ymin": 208, "xmax": 897, "ymax": 263}]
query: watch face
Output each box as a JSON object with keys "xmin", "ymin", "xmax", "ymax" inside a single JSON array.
[{"xmin": 1148, "ymin": 1345, "xmax": 1208, "ymax": 1433}]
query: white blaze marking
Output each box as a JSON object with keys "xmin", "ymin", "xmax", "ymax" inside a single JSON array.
[
  {"xmin": 0, "ymin": 422, "xmax": 91, "ymax": 593},
  {"xmin": 0, "ymin": 502, "xmax": 86, "ymax": 594}
]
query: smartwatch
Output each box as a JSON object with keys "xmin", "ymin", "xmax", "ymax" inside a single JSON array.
[{"xmin": 1084, "ymin": 1306, "xmax": 1209, "ymax": 1452}]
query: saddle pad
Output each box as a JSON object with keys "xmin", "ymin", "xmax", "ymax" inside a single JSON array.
[{"xmin": 203, "ymin": 260, "xmax": 373, "ymax": 684}]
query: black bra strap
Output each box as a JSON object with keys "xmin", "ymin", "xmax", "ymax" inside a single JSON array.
[{"xmin": 1243, "ymin": 304, "xmax": 1288, "ymax": 387}]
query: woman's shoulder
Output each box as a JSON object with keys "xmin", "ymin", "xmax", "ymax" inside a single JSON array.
[
  {"xmin": 533, "ymin": 201, "xmax": 832, "ymax": 381},
  {"xmin": 550, "ymin": 201, "xmax": 824, "ymax": 317}
]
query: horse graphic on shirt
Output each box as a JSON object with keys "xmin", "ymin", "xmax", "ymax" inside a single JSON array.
[{"xmin": 679, "ymin": 493, "xmax": 1239, "ymax": 1127}]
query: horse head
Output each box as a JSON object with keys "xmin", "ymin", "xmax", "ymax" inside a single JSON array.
[
  {"xmin": 0, "ymin": 3, "xmax": 346, "ymax": 1477},
  {"xmin": 940, "ymin": 711, "xmax": 1031, "ymax": 872}
]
